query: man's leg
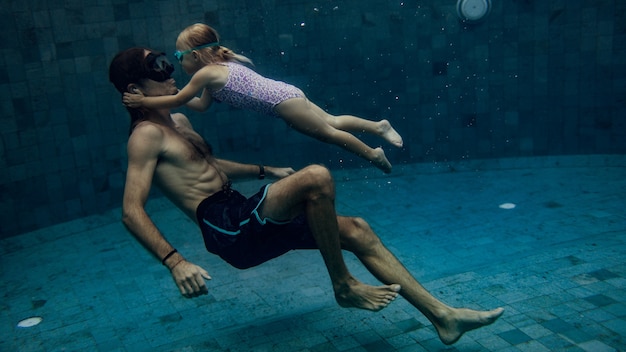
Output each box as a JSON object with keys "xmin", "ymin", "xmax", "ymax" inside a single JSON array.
[
  {"xmin": 337, "ymin": 216, "xmax": 504, "ymax": 345},
  {"xmin": 259, "ymin": 165, "xmax": 401, "ymax": 311}
]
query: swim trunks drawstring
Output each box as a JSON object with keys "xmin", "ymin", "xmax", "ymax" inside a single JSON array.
[{"xmin": 222, "ymin": 180, "xmax": 233, "ymax": 196}]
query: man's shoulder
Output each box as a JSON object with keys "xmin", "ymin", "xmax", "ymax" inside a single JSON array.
[
  {"xmin": 171, "ymin": 113, "xmax": 191, "ymax": 127},
  {"xmin": 130, "ymin": 121, "xmax": 165, "ymax": 139}
]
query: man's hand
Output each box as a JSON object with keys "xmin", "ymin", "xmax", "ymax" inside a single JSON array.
[
  {"xmin": 170, "ymin": 260, "xmax": 211, "ymax": 298},
  {"xmin": 122, "ymin": 92, "xmax": 145, "ymax": 108},
  {"xmin": 267, "ymin": 167, "xmax": 296, "ymax": 179}
]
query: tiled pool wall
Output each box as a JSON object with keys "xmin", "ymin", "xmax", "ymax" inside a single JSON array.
[{"xmin": 1, "ymin": 0, "xmax": 624, "ymax": 238}]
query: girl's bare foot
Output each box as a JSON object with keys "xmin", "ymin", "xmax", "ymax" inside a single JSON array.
[
  {"xmin": 335, "ymin": 280, "xmax": 401, "ymax": 312},
  {"xmin": 435, "ymin": 307, "xmax": 504, "ymax": 345},
  {"xmin": 377, "ymin": 120, "xmax": 403, "ymax": 148},
  {"xmin": 371, "ymin": 147, "xmax": 392, "ymax": 173}
]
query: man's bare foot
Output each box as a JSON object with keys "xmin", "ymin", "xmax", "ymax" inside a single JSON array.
[
  {"xmin": 335, "ymin": 280, "xmax": 401, "ymax": 312},
  {"xmin": 371, "ymin": 147, "xmax": 392, "ymax": 173},
  {"xmin": 435, "ymin": 307, "xmax": 504, "ymax": 345},
  {"xmin": 377, "ymin": 120, "xmax": 403, "ymax": 148}
]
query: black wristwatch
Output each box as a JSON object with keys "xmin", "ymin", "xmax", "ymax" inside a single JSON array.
[{"xmin": 258, "ymin": 165, "xmax": 265, "ymax": 179}]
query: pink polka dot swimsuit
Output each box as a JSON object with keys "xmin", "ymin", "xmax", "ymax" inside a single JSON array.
[{"xmin": 211, "ymin": 62, "xmax": 305, "ymax": 116}]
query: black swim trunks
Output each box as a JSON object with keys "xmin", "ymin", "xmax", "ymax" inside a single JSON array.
[{"xmin": 196, "ymin": 184, "xmax": 317, "ymax": 269}]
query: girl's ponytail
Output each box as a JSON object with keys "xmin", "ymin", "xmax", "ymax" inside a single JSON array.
[{"xmin": 221, "ymin": 47, "xmax": 254, "ymax": 66}]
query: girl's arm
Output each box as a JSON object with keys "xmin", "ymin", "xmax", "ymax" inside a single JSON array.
[
  {"xmin": 185, "ymin": 88, "xmax": 213, "ymax": 112},
  {"xmin": 123, "ymin": 66, "xmax": 224, "ymax": 110}
]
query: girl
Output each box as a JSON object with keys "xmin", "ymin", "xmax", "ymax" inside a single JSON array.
[{"xmin": 123, "ymin": 23, "xmax": 403, "ymax": 173}]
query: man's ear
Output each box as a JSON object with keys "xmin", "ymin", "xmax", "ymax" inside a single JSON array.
[{"xmin": 127, "ymin": 84, "xmax": 141, "ymax": 94}]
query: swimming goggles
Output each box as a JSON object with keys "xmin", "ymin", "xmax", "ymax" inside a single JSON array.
[
  {"xmin": 143, "ymin": 52, "xmax": 175, "ymax": 82},
  {"xmin": 174, "ymin": 42, "xmax": 220, "ymax": 62}
]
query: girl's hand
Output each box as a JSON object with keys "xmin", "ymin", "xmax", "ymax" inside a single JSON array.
[{"xmin": 122, "ymin": 92, "xmax": 145, "ymax": 108}]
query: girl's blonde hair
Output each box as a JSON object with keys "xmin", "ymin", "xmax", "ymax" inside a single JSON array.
[{"xmin": 176, "ymin": 23, "xmax": 253, "ymax": 66}]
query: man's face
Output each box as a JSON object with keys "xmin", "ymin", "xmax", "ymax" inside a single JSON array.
[{"xmin": 139, "ymin": 76, "xmax": 178, "ymax": 97}]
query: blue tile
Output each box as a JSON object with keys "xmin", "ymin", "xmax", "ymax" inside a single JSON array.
[
  {"xmin": 363, "ymin": 340, "xmax": 396, "ymax": 352},
  {"xmin": 498, "ymin": 329, "xmax": 532, "ymax": 345},
  {"xmin": 585, "ymin": 294, "xmax": 618, "ymax": 308},
  {"xmin": 541, "ymin": 318, "xmax": 574, "ymax": 334},
  {"xmin": 537, "ymin": 334, "xmax": 578, "ymax": 350},
  {"xmin": 394, "ymin": 318, "xmax": 424, "ymax": 333},
  {"xmin": 588, "ymin": 269, "xmax": 620, "ymax": 281}
]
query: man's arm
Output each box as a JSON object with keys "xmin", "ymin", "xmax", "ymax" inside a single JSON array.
[
  {"xmin": 122, "ymin": 123, "xmax": 210, "ymax": 297},
  {"xmin": 214, "ymin": 158, "xmax": 295, "ymax": 180}
]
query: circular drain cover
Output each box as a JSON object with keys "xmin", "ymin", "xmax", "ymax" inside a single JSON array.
[
  {"xmin": 457, "ymin": 0, "xmax": 491, "ymax": 22},
  {"xmin": 17, "ymin": 316, "xmax": 43, "ymax": 328}
]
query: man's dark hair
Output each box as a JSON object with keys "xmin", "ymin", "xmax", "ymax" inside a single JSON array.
[
  {"xmin": 109, "ymin": 47, "xmax": 150, "ymax": 134},
  {"xmin": 109, "ymin": 47, "xmax": 149, "ymax": 94}
]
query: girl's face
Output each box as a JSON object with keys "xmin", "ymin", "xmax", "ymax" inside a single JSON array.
[{"xmin": 175, "ymin": 46, "xmax": 205, "ymax": 76}]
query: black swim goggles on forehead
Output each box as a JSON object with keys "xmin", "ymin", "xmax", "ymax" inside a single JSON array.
[{"xmin": 142, "ymin": 52, "xmax": 175, "ymax": 82}]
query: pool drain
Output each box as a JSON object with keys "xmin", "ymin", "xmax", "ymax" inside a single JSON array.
[
  {"xmin": 17, "ymin": 316, "xmax": 43, "ymax": 328},
  {"xmin": 456, "ymin": 0, "xmax": 492, "ymax": 23}
]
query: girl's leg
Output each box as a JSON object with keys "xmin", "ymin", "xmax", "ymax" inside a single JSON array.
[
  {"xmin": 307, "ymin": 102, "xmax": 403, "ymax": 148},
  {"xmin": 276, "ymin": 98, "xmax": 392, "ymax": 173}
]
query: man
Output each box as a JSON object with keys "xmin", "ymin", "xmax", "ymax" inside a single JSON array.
[{"xmin": 109, "ymin": 47, "xmax": 503, "ymax": 345}]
